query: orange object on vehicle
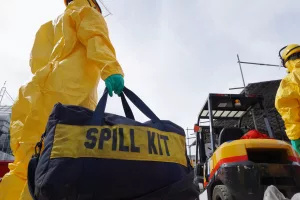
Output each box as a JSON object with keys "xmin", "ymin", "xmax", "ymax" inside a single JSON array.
[{"xmin": 241, "ymin": 129, "xmax": 271, "ymax": 139}]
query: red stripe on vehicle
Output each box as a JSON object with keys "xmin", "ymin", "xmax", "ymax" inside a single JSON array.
[
  {"xmin": 208, "ymin": 155, "xmax": 248, "ymax": 181},
  {"xmin": 288, "ymin": 156, "xmax": 300, "ymax": 163},
  {"xmin": 0, "ymin": 160, "xmax": 12, "ymax": 182}
]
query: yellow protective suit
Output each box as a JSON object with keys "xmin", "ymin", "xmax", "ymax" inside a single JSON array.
[
  {"xmin": 0, "ymin": 0, "xmax": 124, "ymax": 199},
  {"xmin": 275, "ymin": 45, "xmax": 300, "ymax": 141}
]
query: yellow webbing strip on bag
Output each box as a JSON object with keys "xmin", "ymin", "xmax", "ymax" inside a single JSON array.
[{"xmin": 50, "ymin": 124, "xmax": 187, "ymax": 167}]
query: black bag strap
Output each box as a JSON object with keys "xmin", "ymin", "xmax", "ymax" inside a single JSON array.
[
  {"xmin": 94, "ymin": 89, "xmax": 134, "ymax": 121},
  {"xmin": 91, "ymin": 87, "xmax": 163, "ymax": 128},
  {"xmin": 122, "ymin": 87, "xmax": 160, "ymax": 123},
  {"xmin": 120, "ymin": 93, "xmax": 135, "ymax": 120}
]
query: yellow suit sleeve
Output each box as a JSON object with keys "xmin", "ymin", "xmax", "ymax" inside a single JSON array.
[
  {"xmin": 70, "ymin": 7, "xmax": 124, "ymax": 81},
  {"xmin": 29, "ymin": 21, "xmax": 54, "ymax": 74},
  {"xmin": 275, "ymin": 73, "xmax": 300, "ymax": 140}
]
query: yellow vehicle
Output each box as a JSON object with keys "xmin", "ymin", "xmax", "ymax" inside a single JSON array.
[{"xmin": 193, "ymin": 93, "xmax": 300, "ymax": 200}]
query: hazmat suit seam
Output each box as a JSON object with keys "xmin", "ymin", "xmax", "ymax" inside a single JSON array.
[{"xmin": 58, "ymin": 12, "xmax": 79, "ymax": 61}]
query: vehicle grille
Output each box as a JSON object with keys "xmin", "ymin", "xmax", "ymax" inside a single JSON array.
[{"xmin": 246, "ymin": 148, "xmax": 289, "ymax": 164}]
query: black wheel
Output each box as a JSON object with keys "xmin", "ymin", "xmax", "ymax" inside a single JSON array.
[{"xmin": 212, "ymin": 185, "xmax": 233, "ymax": 200}]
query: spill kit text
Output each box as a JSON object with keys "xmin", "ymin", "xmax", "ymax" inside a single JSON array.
[{"xmin": 84, "ymin": 128, "xmax": 170, "ymax": 156}]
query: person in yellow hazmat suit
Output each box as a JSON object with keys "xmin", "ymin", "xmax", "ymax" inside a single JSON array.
[
  {"xmin": 275, "ymin": 44, "xmax": 300, "ymax": 155},
  {"xmin": 0, "ymin": 0, "xmax": 124, "ymax": 199}
]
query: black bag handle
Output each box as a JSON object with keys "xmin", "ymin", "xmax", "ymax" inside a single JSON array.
[
  {"xmin": 93, "ymin": 89, "xmax": 135, "ymax": 120},
  {"xmin": 120, "ymin": 93, "xmax": 135, "ymax": 120},
  {"xmin": 91, "ymin": 86, "xmax": 162, "ymax": 127},
  {"xmin": 122, "ymin": 87, "xmax": 161, "ymax": 123}
]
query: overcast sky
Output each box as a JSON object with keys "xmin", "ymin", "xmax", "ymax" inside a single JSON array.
[{"xmin": 0, "ymin": 0, "xmax": 299, "ymax": 153}]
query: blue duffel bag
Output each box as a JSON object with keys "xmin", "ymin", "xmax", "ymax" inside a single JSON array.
[{"xmin": 28, "ymin": 87, "xmax": 199, "ymax": 200}]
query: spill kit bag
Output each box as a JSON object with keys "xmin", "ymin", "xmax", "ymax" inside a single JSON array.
[{"xmin": 27, "ymin": 87, "xmax": 199, "ymax": 200}]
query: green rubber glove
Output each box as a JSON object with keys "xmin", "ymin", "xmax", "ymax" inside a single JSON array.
[
  {"xmin": 104, "ymin": 74, "xmax": 124, "ymax": 97},
  {"xmin": 291, "ymin": 139, "xmax": 300, "ymax": 155}
]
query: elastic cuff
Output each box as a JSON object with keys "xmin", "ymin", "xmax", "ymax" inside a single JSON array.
[{"xmin": 101, "ymin": 65, "xmax": 124, "ymax": 81}]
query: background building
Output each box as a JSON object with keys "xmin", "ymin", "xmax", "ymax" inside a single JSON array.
[{"xmin": 0, "ymin": 106, "xmax": 13, "ymax": 160}]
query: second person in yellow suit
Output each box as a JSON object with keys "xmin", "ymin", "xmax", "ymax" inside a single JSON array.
[
  {"xmin": 0, "ymin": 0, "xmax": 124, "ymax": 199},
  {"xmin": 275, "ymin": 44, "xmax": 300, "ymax": 155}
]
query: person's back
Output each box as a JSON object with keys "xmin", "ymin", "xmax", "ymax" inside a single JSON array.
[{"xmin": 0, "ymin": 0, "xmax": 125, "ymax": 199}]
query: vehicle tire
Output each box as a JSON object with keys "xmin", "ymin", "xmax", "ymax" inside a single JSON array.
[{"xmin": 212, "ymin": 185, "xmax": 233, "ymax": 200}]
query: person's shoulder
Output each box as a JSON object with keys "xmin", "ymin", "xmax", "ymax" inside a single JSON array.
[
  {"xmin": 285, "ymin": 69, "xmax": 300, "ymax": 83},
  {"xmin": 66, "ymin": 6, "xmax": 107, "ymax": 28},
  {"xmin": 40, "ymin": 20, "xmax": 53, "ymax": 29},
  {"xmin": 35, "ymin": 20, "xmax": 54, "ymax": 35},
  {"xmin": 290, "ymin": 68, "xmax": 300, "ymax": 76},
  {"xmin": 67, "ymin": 5, "xmax": 103, "ymax": 20},
  {"xmin": 277, "ymin": 70, "xmax": 300, "ymax": 93}
]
